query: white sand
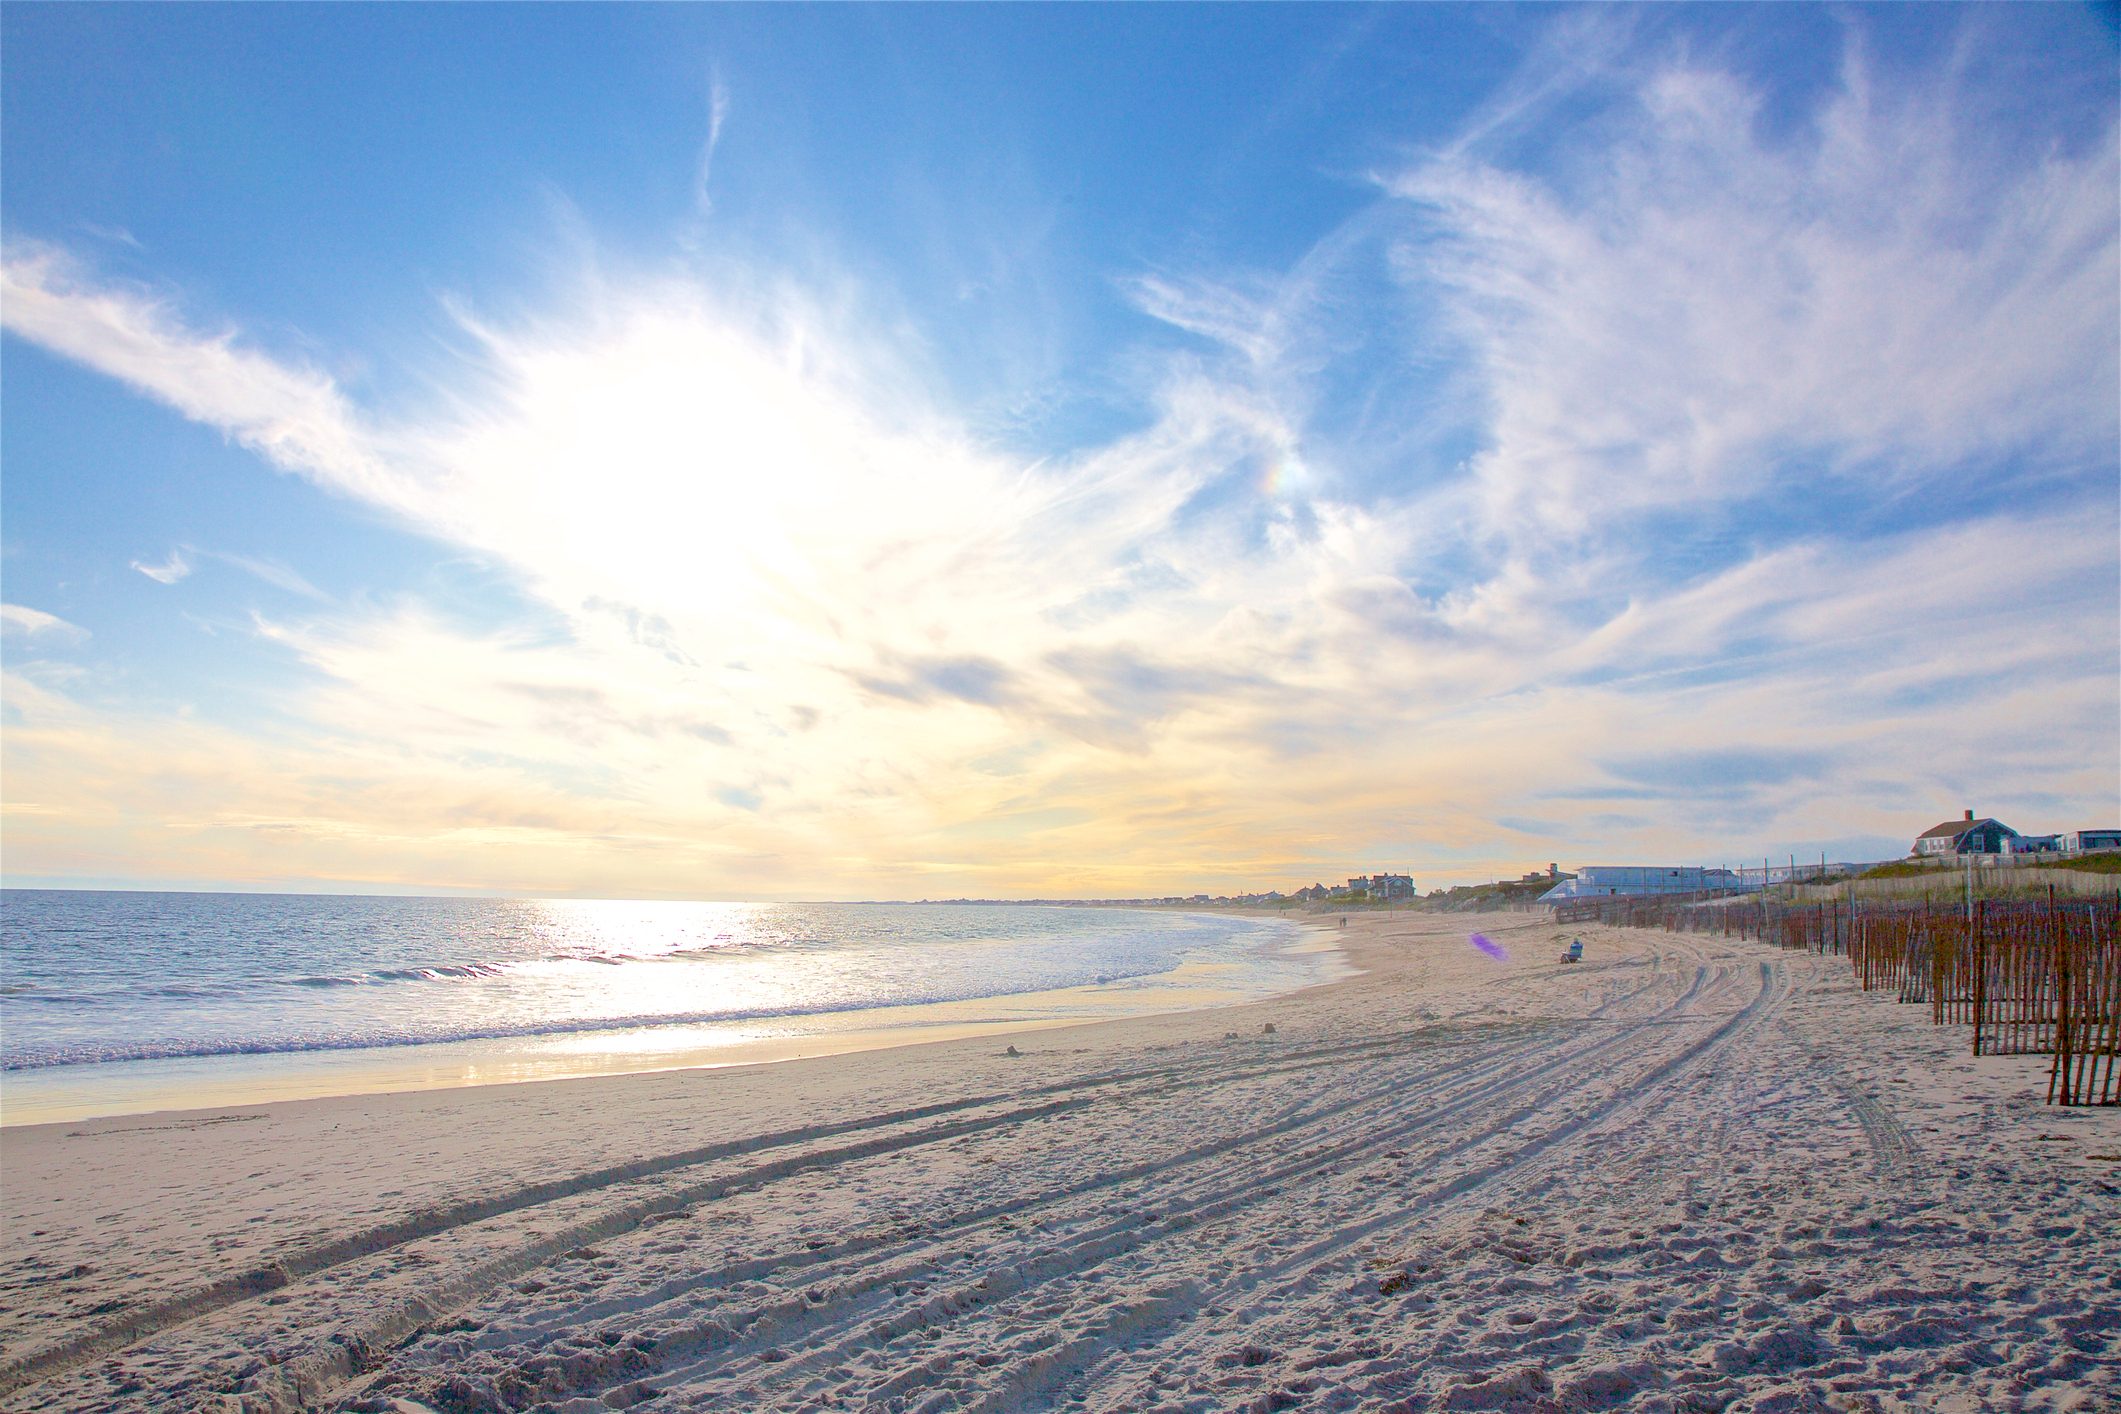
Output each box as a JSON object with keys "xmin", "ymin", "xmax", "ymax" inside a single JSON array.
[{"xmin": 2, "ymin": 912, "xmax": 2116, "ymax": 1413}]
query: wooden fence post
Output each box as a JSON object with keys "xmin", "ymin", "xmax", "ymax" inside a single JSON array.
[
  {"xmin": 1973, "ymin": 899, "xmax": 1987, "ymax": 1056},
  {"xmin": 2049, "ymin": 919, "xmax": 2073, "ymax": 1105}
]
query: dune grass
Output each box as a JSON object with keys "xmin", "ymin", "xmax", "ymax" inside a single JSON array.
[{"xmin": 2030, "ymin": 851, "xmax": 2121, "ymax": 875}]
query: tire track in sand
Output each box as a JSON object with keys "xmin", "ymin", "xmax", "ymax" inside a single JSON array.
[
  {"xmin": 19, "ymin": 973, "xmax": 1670, "ymax": 1411},
  {"xmin": 0, "ymin": 1021, "xmax": 1558, "ymax": 1400},
  {"xmin": 870, "ymin": 959, "xmax": 1785, "ymax": 1414},
  {"xmin": 356, "ymin": 960, "xmax": 1751, "ymax": 1414}
]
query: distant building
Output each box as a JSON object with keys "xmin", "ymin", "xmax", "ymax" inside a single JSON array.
[
  {"xmin": 2006, "ymin": 834, "xmax": 2060, "ymax": 856},
  {"xmin": 1343, "ymin": 873, "xmax": 1415, "ymax": 900},
  {"xmin": 2062, "ymin": 829, "xmax": 2121, "ymax": 855},
  {"xmin": 1914, "ymin": 810, "xmax": 2020, "ymax": 857},
  {"xmin": 1539, "ymin": 866, "xmax": 1741, "ymax": 901},
  {"xmin": 1367, "ymin": 872, "xmax": 1416, "ymax": 900}
]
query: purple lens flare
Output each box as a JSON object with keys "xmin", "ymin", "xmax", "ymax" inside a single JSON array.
[{"xmin": 1470, "ymin": 932, "xmax": 1506, "ymax": 961}]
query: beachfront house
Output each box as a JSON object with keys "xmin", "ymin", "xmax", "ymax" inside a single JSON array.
[
  {"xmin": 2061, "ymin": 829, "xmax": 2121, "ymax": 855},
  {"xmin": 1913, "ymin": 810, "xmax": 2020, "ymax": 858},
  {"xmin": 1365, "ymin": 873, "xmax": 1416, "ymax": 901},
  {"xmin": 1340, "ymin": 874, "xmax": 1415, "ymax": 902}
]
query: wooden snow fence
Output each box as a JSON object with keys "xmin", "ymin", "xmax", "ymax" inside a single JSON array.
[
  {"xmin": 1552, "ymin": 891, "xmax": 1720, "ymax": 928},
  {"xmin": 2051, "ymin": 934, "xmax": 2120, "ymax": 1105},
  {"xmin": 2032, "ymin": 898, "xmax": 2120, "ymax": 1106},
  {"xmin": 1966, "ymin": 900, "xmax": 2068, "ymax": 1055},
  {"xmin": 1550, "ymin": 887, "xmax": 2118, "ymax": 1102},
  {"xmin": 1655, "ymin": 897, "xmax": 1853, "ymax": 955},
  {"xmin": 1848, "ymin": 907, "xmax": 1934, "ymax": 996},
  {"xmin": 1849, "ymin": 894, "xmax": 2120, "ymax": 1106},
  {"xmin": 1657, "ymin": 892, "xmax": 2117, "ymax": 1105},
  {"xmin": 1778, "ymin": 902, "xmax": 1850, "ymax": 956}
]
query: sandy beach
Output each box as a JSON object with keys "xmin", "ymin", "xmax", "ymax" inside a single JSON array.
[{"xmin": 3, "ymin": 910, "xmax": 2116, "ymax": 1413}]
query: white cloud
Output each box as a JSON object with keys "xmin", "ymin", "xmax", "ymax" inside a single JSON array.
[
  {"xmin": 128, "ymin": 544, "xmax": 328, "ymax": 599},
  {"xmin": 1386, "ymin": 55, "xmax": 2119, "ymax": 546},
  {"xmin": 78, "ymin": 221, "xmax": 145, "ymax": 252},
  {"xmin": 695, "ymin": 67, "xmax": 731, "ymax": 216},
  {"xmin": 0, "ymin": 241, "xmax": 418, "ymax": 517},
  {"xmin": 214, "ymin": 552, "xmax": 327, "ymax": 600},
  {"xmin": 0, "ymin": 604, "xmax": 88, "ymax": 643},
  {"xmin": 131, "ymin": 548, "xmax": 193, "ymax": 584}
]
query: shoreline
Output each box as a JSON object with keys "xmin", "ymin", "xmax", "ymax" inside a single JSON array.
[{"xmin": 1, "ymin": 909, "xmax": 1351, "ymax": 1128}]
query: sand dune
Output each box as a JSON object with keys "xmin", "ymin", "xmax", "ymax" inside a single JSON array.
[{"xmin": 3, "ymin": 912, "xmax": 2116, "ymax": 1412}]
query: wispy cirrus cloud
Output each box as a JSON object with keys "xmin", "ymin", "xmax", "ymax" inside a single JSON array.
[
  {"xmin": 131, "ymin": 548, "xmax": 193, "ymax": 585},
  {"xmin": 0, "ymin": 604, "xmax": 88, "ymax": 643},
  {"xmin": 129, "ymin": 545, "xmax": 327, "ymax": 600},
  {"xmin": 214, "ymin": 552, "xmax": 328, "ymax": 601},
  {"xmin": 1389, "ymin": 52, "xmax": 2119, "ymax": 547},
  {"xmin": 694, "ymin": 67, "xmax": 732, "ymax": 216},
  {"xmin": 0, "ymin": 241, "xmax": 412, "ymax": 515}
]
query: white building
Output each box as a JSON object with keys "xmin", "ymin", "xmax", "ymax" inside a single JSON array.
[{"xmin": 1539, "ymin": 866, "xmax": 1744, "ymax": 902}]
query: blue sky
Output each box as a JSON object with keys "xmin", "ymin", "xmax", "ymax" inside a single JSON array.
[{"xmin": 3, "ymin": 4, "xmax": 2116, "ymax": 898}]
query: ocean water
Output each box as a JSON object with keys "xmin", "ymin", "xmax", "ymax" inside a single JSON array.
[{"xmin": 0, "ymin": 892, "xmax": 1333, "ymax": 1118}]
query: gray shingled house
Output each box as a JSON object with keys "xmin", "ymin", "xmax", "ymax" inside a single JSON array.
[{"xmin": 1913, "ymin": 810, "xmax": 2020, "ymax": 857}]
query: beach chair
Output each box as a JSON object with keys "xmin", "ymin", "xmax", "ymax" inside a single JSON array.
[{"xmin": 1560, "ymin": 938, "xmax": 1584, "ymax": 965}]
